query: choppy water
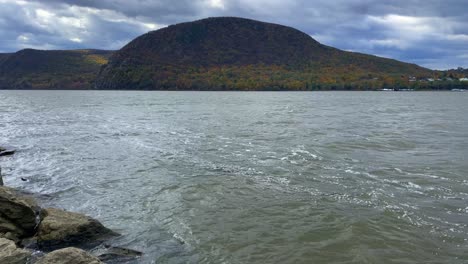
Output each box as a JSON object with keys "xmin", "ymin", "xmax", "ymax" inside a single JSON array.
[{"xmin": 1, "ymin": 91, "xmax": 468, "ymax": 263}]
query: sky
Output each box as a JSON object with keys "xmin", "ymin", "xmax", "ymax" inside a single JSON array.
[{"xmin": 0, "ymin": 0, "xmax": 467, "ymax": 70}]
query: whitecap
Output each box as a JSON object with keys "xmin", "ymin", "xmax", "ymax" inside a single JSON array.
[
  {"xmin": 345, "ymin": 169, "xmax": 361, "ymax": 175},
  {"xmin": 407, "ymin": 182, "xmax": 422, "ymax": 189}
]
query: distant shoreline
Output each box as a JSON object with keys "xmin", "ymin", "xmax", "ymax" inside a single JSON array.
[{"xmin": 0, "ymin": 88, "xmax": 464, "ymax": 92}]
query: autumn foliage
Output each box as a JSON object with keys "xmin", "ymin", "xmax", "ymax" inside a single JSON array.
[{"xmin": 1, "ymin": 17, "xmax": 466, "ymax": 90}]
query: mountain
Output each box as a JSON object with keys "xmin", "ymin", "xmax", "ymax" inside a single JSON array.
[
  {"xmin": 94, "ymin": 17, "xmax": 433, "ymax": 90},
  {"xmin": 0, "ymin": 49, "xmax": 113, "ymax": 89},
  {"xmin": 0, "ymin": 17, "xmax": 465, "ymax": 90},
  {"xmin": 0, "ymin": 53, "xmax": 11, "ymax": 64}
]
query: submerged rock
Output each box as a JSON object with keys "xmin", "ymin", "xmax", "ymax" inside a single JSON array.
[
  {"xmin": 0, "ymin": 237, "xmax": 32, "ymax": 264},
  {"xmin": 0, "ymin": 186, "xmax": 41, "ymax": 241},
  {"xmin": 36, "ymin": 247, "xmax": 102, "ymax": 264},
  {"xmin": 37, "ymin": 208, "xmax": 118, "ymax": 249},
  {"xmin": 92, "ymin": 244, "xmax": 143, "ymax": 263},
  {"xmin": 0, "ymin": 147, "xmax": 15, "ymax": 157}
]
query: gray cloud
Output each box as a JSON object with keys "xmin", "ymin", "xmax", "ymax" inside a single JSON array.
[{"xmin": 0, "ymin": 0, "xmax": 467, "ymax": 69}]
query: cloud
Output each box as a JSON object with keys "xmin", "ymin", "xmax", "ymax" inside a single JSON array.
[
  {"xmin": 0, "ymin": 0, "xmax": 165, "ymax": 51},
  {"xmin": 0, "ymin": 0, "xmax": 467, "ymax": 69}
]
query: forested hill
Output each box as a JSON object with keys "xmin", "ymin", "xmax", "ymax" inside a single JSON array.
[
  {"xmin": 0, "ymin": 49, "xmax": 113, "ymax": 89},
  {"xmin": 94, "ymin": 17, "xmax": 436, "ymax": 90},
  {"xmin": 0, "ymin": 17, "xmax": 466, "ymax": 90},
  {"xmin": 0, "ymin": 53, "xmax": 11, "ymax": 64}
]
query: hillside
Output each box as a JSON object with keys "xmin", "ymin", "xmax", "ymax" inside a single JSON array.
[
  {"xmin": 0, "ymin": 17, "xmax": 465, "ymax": 90},
  {"xmin": 95, "ymin": 17, "xmax": 434, "ymax": 90},
  {"xmin": 0, "ymin": 49, "xmax": 113, "ymax": 89},
  {"xmin": 0, "ymin": 53, "xmax": 11, "ymax": 64}
]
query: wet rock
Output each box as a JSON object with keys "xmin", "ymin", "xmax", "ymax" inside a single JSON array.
[
  {"xmin": 20, "ymin": 236, "xmax": 38, "ymax": 249},
  {"xmin": 0, "ymin": 186, "xmax": 41, "ymax": 241},
  {"xmin": 37, "ymin": 208, "xmax": 119, "ymax": 249},
  {"xmin": 92, "ymin": 244, "xmax": 142, "ymax": 263},
  {"xmin": 0, "ymin": 148, "xmax": 15, "ymax": 157},
  {"xmin": 0, "ymin": 237, "xmax": 32, "ymax": 264},
  {"xmin": 36, "ymin": 247, "xmax": 102, "ymax": 264},
  {"xmin": 0, "ymin": 215, "xmax": 23, "ymax": 242}
]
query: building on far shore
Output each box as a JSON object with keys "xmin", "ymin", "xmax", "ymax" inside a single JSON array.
[{"xmin": 460, "ymin": 78, "xmax": 468, "ymax": 82}]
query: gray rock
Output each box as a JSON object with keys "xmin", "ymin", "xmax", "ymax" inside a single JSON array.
[
  {"xmin": 37, "ymin": 208, "xmax": 118, "ymax": 249},
  {"xmin": 0, "ymin": 186, "xmax": 41, "ymax": 241},
  {"xmin": 20, "ymin": 236, "xmax": 38, "ymax": 249},
  {"xmin": 92, "ymin": 244, "xmax": 142, "ymax": 263},
  {"xmin": 0, "ymin": 237, "xmax": 32, "ymax": 264},
  {"xmin": 0, "ymin": 148, "xmax": 15, "ymax": 157},
  {"xmin": 36, "ymin": 247, "xmax": 102, "ymax": 264}
]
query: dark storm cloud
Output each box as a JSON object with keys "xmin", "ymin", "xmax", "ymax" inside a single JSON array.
[{"xmin": 0, "ymin": 0, "xmax": 467, "ymax": 69}]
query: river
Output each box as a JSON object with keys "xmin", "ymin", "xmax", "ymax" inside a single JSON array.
[{"xmin": 1, "ymin": 91, "xmax": 467, "ymax": 263}]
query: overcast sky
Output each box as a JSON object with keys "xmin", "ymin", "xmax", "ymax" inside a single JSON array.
[{"xmin": 1, "ymin": 0, "xmax": 467, "ymax": 70}]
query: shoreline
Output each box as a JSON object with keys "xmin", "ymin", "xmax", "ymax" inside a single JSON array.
[
  {"xmin": 0, "ymin": 147, "xmax": 142, "ymax": 264},
  {"xmin": 0, "ymin": 88, "xmax": 465, "ymax": 92}
]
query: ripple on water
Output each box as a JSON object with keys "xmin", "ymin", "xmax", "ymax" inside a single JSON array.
[{"xmin": 1, "ymin": 91, "xmax": 468, "ymax": 263}]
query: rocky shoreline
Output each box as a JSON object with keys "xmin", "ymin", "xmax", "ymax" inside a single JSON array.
[{"xmin": 0, "ymin": 147, "xmax": 142, "ymax": 264}]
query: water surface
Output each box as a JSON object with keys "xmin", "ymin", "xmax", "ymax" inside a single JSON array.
[{"xmin": 1, "ymin": 91, "xmax": 467, "ymax": 263}]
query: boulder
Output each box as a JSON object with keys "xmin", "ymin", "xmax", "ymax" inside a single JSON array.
[
  {"xmin": 36, "ymin": 247, "xmax": 102, "ymax": 264},
  {"xmin": 0, "ymin": 186, "xmax": 41, "ymax": 241},
  {"xmin": 37, "ymin": 208, "xmax": 118, "ymax": 249},
  {"xmin": 0, "ymin": 237, "xmax": 32, "ymax": 264},
  {"xmin": 0, "ymin": 215, "xmax": 24, "ymax": 242}
]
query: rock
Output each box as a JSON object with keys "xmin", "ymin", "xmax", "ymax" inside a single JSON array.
[
  {"xmin": 0, "ymin": 149, "xmax": 15, "ymax": 157},
  {"xmin": 36, "ymin": 247, "xmax": 103, "ymax": 264},
  {"xmin": 37, "ymin": 208, "xmax": 118, "ymax": 249},
  {"xmin": 0, "ymin": 237, "xmax": 32, "ymax": 264},
  {"xmin": 0, "ymin": 186, "xmax": 41, "ymax": 241},
  {"xmin": 0, "ymin": 215, "xmax": 23, "ymax": 242},
  {"xmin": 20, "ymin": 236, "xmax": 38, "ymax": 249},
  {"xmin": 91, "ymin": 244, "xmax": 142, "ymax": 262},
  {"xmin": 0, "ymin": 166, "xmax": 3, "ymax": 186}
]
